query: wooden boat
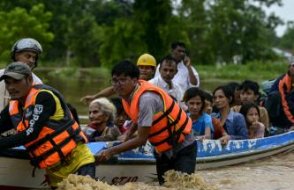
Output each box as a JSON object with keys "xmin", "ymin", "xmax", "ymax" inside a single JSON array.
[{"xmin": 0, "ymin": 131, "xmax": 293, "ymax": 189}]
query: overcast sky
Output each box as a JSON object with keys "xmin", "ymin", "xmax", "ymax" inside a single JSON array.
[{"xmin": 264, "ymin": 0, "xmax": 294, "ymax": 36}]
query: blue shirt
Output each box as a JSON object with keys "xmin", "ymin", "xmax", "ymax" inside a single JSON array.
[
  {"xmin": 191, "ymin": 113, "xmax": 214, "ymax": 138},
  {"xmin": 211, "ymin": 110, "xmax": 248, "ymax": 140}
]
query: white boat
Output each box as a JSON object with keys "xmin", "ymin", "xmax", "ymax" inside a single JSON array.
[{"xmin": 0, "ymin": 131, "xmax": 294, "ymax": 189}]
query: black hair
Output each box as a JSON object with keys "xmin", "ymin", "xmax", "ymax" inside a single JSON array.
[
  {"xmin": 159, "ymin": 54, "xmax": 177, "ymax": 70},
  {"xmin": 111, "ymin": 60, "xmax": 140, "ymax": 79},
  {"xmin": 203, "ymin": 91, "xmax": 213, "ymax": 103},
  {"xmin": 171, "ymin": 41, "xmax": 186, "ymax": 50},
  {"xmin": 239, "ymin": 80, "xmax": 260, "ymax": 95},
  {"xmin": 183, "ymin": 87, "xmax": 206, "ymax": 113},
  {"xmin": 239, "ymin": 102, "xmax": 260, "ymax": 126},
  {"xmin": 110, "ymin": 97, "xmax": 124, "ymax": 115},
  {"xmin": 67, "ymin": 103, "xmax": 80, "ymax": 124},
  {"xmin": 227, "ymin": 82, "xmax": 240, "ymax": 92},
  {"xmin": 213, "ymin": 85, "xmax": 234, "ymax": 105}
]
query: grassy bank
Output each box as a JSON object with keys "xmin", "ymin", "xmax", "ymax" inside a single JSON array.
[
  {"xmin": 197, "ymin": 60, "xmax": 287, "ymax": 82},
  {"xmin": 34, "ymin": 60, "xmax": 287, "ymax": 82}
]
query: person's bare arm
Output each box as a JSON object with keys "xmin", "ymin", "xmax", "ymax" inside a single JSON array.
[
  {"xmin": 96, "ymin": 126, "xmax": 150, "ymax": 161},
  {"xmin": 118, "ymin": 122, "xmax": 137, "ymax": 142},
  {"xmin": 80, "ymin": 86, "xmax": 115, "ymax": 104},
  {"xmin": 184, "ymin": 56, "xmax": 198, "ymax": 85}
]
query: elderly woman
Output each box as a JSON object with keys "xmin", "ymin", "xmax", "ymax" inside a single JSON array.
[{"xmin": 83, "ymin": 97, "xmax": 121, "ymax": 142}]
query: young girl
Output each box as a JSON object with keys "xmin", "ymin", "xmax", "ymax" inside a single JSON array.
[
  {"xmin": 240, "ymin": 102, "xmax": 265, "ymax": 139},
  {"xmin": 183, "ymin": 87, "xmax": 214, "ymax": 140},
  {"xmin": 110, "ymin": 97, "xmax": 130, "ymax": 134}
]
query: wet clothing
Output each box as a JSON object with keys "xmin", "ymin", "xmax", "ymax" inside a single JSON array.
[
  {"xmin": 154, "ymin": 142, "xmax": 196, "ymax": 185},
  {"xmin": 45, "ymin": 143, "xmax": 95, "ymax": 187}
]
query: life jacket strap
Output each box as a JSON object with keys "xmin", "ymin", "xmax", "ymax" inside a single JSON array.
[
  {"xmin": 152, "ymin": 100, "xmax": 175, "ymax": 126},
  {"xmin": 28, "ymin": 125, "xmax": 81, "ymax": 167},
  {"xmin": 26, "ymin": 119, "xmax": 75, "ymax": 152}
]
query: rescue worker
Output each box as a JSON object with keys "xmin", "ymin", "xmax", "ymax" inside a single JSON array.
[
  {"xmin": 0, "ymin": 62, "xmax": 95, "ymax": 189},
  {"xmin": 136, "ymin": 53, "xmax": 156, "ymax": 80},
  {"xmin": 0, "ymin": 38, "xmax": 43, "ymax": 112},
  {"xmin": 97, "ymin": 60, "xmax": 196, "ymax": 185},
  {"xmin": 80, "ymin": 53, "xmax": 157, "ymax": 104}
]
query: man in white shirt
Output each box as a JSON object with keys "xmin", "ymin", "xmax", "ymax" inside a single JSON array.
[
  {"xmin": 149, "ymin": 55, "xmax": 184, "ymax": 103},
  {"xmin": 0, "ymin": 38, "xmax": 43, "ymax": 111},
  {"xmin": 155, "ymin": 41, "xmax": 200, "ymax": 94}
]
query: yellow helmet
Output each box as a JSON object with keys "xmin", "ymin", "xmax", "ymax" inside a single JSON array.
[{"xmin": 137, "ymin": 53, "xmax": 156, "ymax": 67}]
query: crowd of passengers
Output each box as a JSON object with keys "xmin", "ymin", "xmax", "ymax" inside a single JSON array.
[
  {"xmin": 80, "ymin": 41, "xmax": 294, "ymax": 144},
  {"xmin": 81, "ymin": 79, "xmax": 274, "ymax": 144}
]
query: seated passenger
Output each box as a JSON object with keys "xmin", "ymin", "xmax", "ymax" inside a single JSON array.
[
  {"xmin": 83, "ymin": 98, "xmax": 121, "ymax": 142},
  {"xmin": 240, "ymin": 103, "xmax": 265, "ymax": 139},
  {"xmin": 227, "ymin": 82, "xmax": 241, "ymax": 107},
  {"xmin": 211, "ymin": 85, "xmax": 248, "ymax": 141},
  {"xmin": 231, "ymin": 80, "xmax": 270, "ymax": 134},
  {"xmin": 183, "ymin": 87, "xmax": 214, "ymax": 140},
  {"xmin": 203, "ymin": 91, "xmax": 228, "ymax": 139},
  {"xmin": 110, "ymin": 97, "xmax": 130, "ymax": 134},
  {"xmin": 265, "ymin": 59, "xmax": 294, "ymax": 132}
]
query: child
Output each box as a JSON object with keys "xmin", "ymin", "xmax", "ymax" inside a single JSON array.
[
  {"xmin": 240, "ymin": 102, "xmax": 265, "ymax": 139},
  {"xmin": 110, "ymin": 97, "xmax": 130, "ymax": 134},
  {"xmin": 203, "ymin": 91, "xmax": 228, "ymax": 139},
  {"xmin": 183, "ymin": 87, "xmax": 214, "ymax": 140}
]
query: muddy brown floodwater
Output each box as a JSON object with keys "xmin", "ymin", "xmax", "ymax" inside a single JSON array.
[{"xmin": 57, "ymin": 151, "xmax": 294, "ymax": 190}]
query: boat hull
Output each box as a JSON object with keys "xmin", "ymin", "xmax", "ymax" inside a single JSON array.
[{"xmin": 0, "ymin": 131, "xmax": 293, "ymax": 189}]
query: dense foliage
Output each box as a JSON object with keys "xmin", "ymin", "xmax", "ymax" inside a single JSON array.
[{"xmin": 0, "ymin": 0, "xmax": 292, "ymax": 67}]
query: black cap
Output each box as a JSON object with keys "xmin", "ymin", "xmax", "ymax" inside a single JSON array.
[{"xmin": 0, "ymin": 62, "xmax": 32, "ymax": 81}]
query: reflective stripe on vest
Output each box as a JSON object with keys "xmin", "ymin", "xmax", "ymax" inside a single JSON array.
[
  {"xmin": 122, "ymin": 80, "xmax": 192, "ymax": 153},
  {"xmin": 9, "ymin": 85, "xmax": 88, "ymax": 169}
]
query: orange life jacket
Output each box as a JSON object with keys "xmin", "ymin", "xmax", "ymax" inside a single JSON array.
[
  {"xmin": 122, "ymin": 80, "xmax": 192, "ymax": 153},
  {"xmin": 278, "ymin": 74, "xmax": 294, "ymax": 124},
  {"xmin": 9, "ymin": 84, "xmax": 88, "ymax": 169}
]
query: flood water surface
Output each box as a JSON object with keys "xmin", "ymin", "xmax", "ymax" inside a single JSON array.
[
  {"xmin": 57, "ymin": 151, "xmax": 294, "ymax": 190},
  {"xmin": 198, "ymin": 151, "xmax": 294, "ymax": 190}
]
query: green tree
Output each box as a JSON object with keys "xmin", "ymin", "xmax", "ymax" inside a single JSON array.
[
  {"xmin": 0, "ymin": 4, "xmax": 53, "ymax": 62},
  {"xmin": 279, "ymin": 22, "xmax": 294, "ymax": 52},
  {"xmin": 177, "ymin": 0, "xmax": 210, "ymax": 64},
  {"xmin": 206, "ymin": 0, "xmax": 282, "ymax": 64},
  {"xmin": 66, "ymin": 13, "xmax": 103, "ymax": 67}
]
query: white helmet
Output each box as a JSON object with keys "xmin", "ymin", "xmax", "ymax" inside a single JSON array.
[
  {"xmin": 11, "ymin": 38, "xmax": 43, "ymax": 68},
  {"xmin": 11, "ymin": 38, "xmax": 42, "ymax": 54}
]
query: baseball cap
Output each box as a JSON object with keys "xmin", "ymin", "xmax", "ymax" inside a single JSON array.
[{"xmin": 0, "ymin": 62, "xmax": 32, "ymax": 81}]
